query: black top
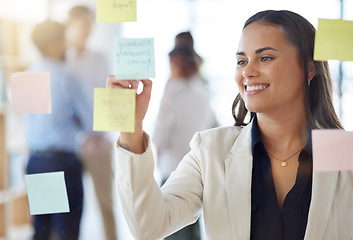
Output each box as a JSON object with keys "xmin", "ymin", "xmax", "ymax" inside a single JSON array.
[{"xmin": 250, "ymin": 116, "xmax": 313, "ymax": 240}]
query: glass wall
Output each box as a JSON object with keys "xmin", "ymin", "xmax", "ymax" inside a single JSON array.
[{"xmin": 0, "ymin": 0, "xmax": 352, "ymax": 239}]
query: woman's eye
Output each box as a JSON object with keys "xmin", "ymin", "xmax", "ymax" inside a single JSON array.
[
  {"xmin": 237, "ymin": 59, "xmax": 247, "ymax": 66},
  {"xmin": 260, "ymin": 56, "xmax": 273, "ymax": 62}
]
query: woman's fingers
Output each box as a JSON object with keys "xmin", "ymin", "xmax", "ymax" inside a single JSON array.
[
  {"xmin": 134, "ymin": 79, "xmax": 152, "ymax": 122},
  {"xmin": 106, "ymin": 75, "xmax": 116, "ymax": 88},
  {"xmin": 139, "ymin": 79, "xmax": 152, "ymax": 98},
  {"xmin": 105, "ymin": 76, "xmax": 153, "ymax": 123},
  {"xmin": 106, "ymin": 75, "xmax": 140, "ymax": 90},
  {"xmin": 130, "ymin": 80, "xmax": 140, "ymax": 89}
]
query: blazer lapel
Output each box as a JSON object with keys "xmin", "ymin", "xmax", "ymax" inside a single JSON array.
[
  {"xmin": 225, "ymin": 123, "xmax": 253, "ymax": 239},
  {"xmin": 223, "ymin": 121, "xmax": 339, "ymax": 240},
  {"xmin": 304, "ymin": 171, "xmax": 339, "ymax": 239}
]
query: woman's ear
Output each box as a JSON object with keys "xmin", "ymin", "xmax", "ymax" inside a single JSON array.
[{"xmin": 308, "ymin": 59, "xmax": 317, "ymax": 82}]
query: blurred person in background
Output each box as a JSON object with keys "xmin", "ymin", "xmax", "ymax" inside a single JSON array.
[
  {"xmin": 65, "ymin": 5, "xmax": 118, "ymax": 240},
  {"xmin": 25, "ymin": 20, "xmax": 93, "ymax": 240},
  {"xmin": 174, "ymin": 31, "xmax": 204, "ymax": 81},
  {"xmin": 152, "ymin": 45, "xmax": 218, "ymax": 240}
]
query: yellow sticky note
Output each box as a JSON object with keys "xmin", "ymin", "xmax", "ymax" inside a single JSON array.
[
  {"xmin": 314, "ymin": 18, "xmax": 353, "ymax": 61},
  {"xmin": 93, "ymin": 88, "xmax": 135, "ymax": 132},
  {"xmin": 96, "ymin": 0, "xmax": 136, "ymax": 23}
]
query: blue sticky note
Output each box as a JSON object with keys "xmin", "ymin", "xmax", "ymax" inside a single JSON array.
[
  {"xmin": 114, "ymin": 38, "xmax": 155, "ymax": 79},
  {"xmin": 25, "ymin": 172, "xmax": 70, "ymax": 215}
]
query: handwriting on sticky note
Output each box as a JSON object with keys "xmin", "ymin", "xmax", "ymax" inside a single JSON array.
[
  {"xmin": 314, "ymin": 18, "xmax": 353, "ymax": 61},
  {"xmin": 312, "ymin": 129, "xmax": 353, "ymax": 172},
  {"xmin": 10, "ymin": 72, "xmax": 51, "ymax": 114},
  {"xmin": 93, "ymin": 88, "xmax": 135, "ymax": 132},
  {"xmin": 25, "ymin": 171, "xmax": 70, "ymax": 215},
  {"xmin": 114, "ymin": 38, "xmax": 155, "ymax": 80},
  {"xmin": 96, "ymin": 0, "xmax": 136, "ymax": 23}
]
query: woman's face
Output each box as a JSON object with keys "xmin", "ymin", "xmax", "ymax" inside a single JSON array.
[{"xmin": 235, "ymin": 22, "xmax": 305, "ymax": 115}]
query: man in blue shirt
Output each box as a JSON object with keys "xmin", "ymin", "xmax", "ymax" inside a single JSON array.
[
  {"xmin": 65, "ymin": 6, "xmax": 118, "ymax": 240},
  {"xmin": 25, "ymin": 20, "xmax": 94, "ymax": 240}
]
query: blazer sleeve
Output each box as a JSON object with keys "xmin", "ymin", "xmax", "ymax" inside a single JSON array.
[{"xmin": 115, "ymin": 132, "xmax": 204, "ymax": 240}]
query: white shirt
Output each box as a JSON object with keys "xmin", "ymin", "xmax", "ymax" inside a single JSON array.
[{"xmin": 152, "ymin": 77, "xmax": 218, "ymax": 179}]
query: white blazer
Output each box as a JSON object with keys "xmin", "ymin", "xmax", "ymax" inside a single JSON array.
[{"xmin": 115, "ymin": 122, "xmax": 353, "ymax": 240}]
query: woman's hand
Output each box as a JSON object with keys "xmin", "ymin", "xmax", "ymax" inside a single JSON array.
[{"xmin": 106, "ymin": 75, "xmax": 152, "ymax": 153}]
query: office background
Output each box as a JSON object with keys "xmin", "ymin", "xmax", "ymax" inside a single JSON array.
[{"xmin": 0, "ymin": 0, "xmax": 352, "ymax": 239}]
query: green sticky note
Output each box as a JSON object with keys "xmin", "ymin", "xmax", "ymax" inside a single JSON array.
[
  {"xmin": 25, "ymin": 172, "xmax": 70, "ymax": 215},
  {"xmin": 314, "ymin": 18, "xmax": 353, "ymax": 61},
  {"xmin": 96, "ymin": 0, "xmax": 136, "ymax": 23},
  {"xmin": 93, "ymin": 88, "xmax": 135, "ymax": 132},
  {"xmin": 114, "ymin": 38, "xmax": 155, "ymax": 80}
]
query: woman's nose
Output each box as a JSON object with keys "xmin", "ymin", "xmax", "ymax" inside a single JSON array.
[{"xmin": 242, "ymin": 61, "xmax": 259, "ymax": 79}]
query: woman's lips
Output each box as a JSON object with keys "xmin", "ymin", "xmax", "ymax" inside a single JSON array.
[{"xmin": 244, "ymin": 84, "xmax": 269, "ymax": 94}]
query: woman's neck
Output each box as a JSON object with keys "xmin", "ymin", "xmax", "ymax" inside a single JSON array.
[{"xmin": 256, "ymin": 110, "xmax": 309, "ymax": 153}]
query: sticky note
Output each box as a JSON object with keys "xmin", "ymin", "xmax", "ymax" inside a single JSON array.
[
  {"xmin": 10, "ymin": 72, "xmax": 51, "ymax": 114},
  {"xmin": 312, "ymin": 129, "xmax": 353, "ymax": 172},
  {"xmin": 25, "ymin": 171, "xmax": 70, "ymax": 215},
  {"xmin": 93, "ymin": 88, "xmax": 135, "ymax": 132},
  {"xmin": 96, "ymin": 0, "xmax": 136, "ymax": 23},
  {"xmin": 114, "ymin": 38, "xmax": 155, "ymax": 80},
  {"xmin": 314, "ymin": 18, "xmax": 353, "ymax": 61}
]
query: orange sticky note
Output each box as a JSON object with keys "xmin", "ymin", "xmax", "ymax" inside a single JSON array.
[
  {"xmin": 10, "ymin": 72, "xmax": 52, "ymax": 114},
  {"xmin": 312, "ymin": 129, "xmax": 353, "ymax": 172}
]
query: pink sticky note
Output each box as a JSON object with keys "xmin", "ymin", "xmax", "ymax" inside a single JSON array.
[
  {"xmin": 10, "ymin": 72, "xmax": 52, "ymax": 113},
  {"xmin": 312, "ymin": 129, "xmax": 353, "ymax": 172}
]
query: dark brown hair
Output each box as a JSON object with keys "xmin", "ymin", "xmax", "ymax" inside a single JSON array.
[
  {"xmin": 232, "ymin": 10, "xmax": 343, "ymax": 129},
  {"xmin": 169, "ymin": 47, "xmax": 199, "ymax": 79},
  {"xmin": 175, "ymin": 31, "xmax": 194, "ymax": 49},
  {"xmin": 175, "ymin": 31, "xmax": 203, "ymax": 66}
]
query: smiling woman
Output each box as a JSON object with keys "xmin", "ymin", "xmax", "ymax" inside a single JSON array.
[
  {"xmin": 109, "ymin": 9, "xmax": 353, "ymax": 240},
  {"xmin": 233, "ymin": 10, "xmax": 342, "ymax": 130},
  {"xmin": 232, "ymin": 12, "xmax": 343, "ymax": 239},
  {"xmin": 235, "ymin": 23, "xmax": 310, "ymax": 120},
  {"xmin": 1, "ymin": 1, "xmax": 352, "ymax": 240}
]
